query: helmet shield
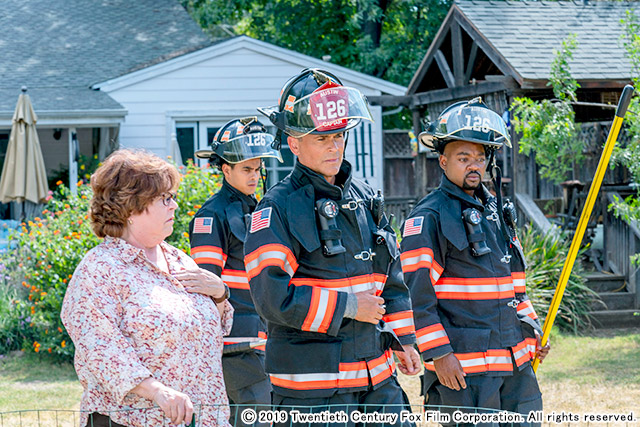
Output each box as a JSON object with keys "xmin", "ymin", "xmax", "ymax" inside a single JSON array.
[
  {"xmin": 195, "ymin": 117, "xmax": 283, "ymax": 163},
  {"xmin": 281, "ymin": 84, "xmax": 373, "ymax": 137},
  {"xmin": 419, "ymin": 97, "xmax": 511, "ymax": 153},
  {"xmin": 214, "ymin": 133, "xmax": 282, "ymax": 163},
  {"xmin": 435, "ymin": 105, "xmax": 511, "ymax": 148}
]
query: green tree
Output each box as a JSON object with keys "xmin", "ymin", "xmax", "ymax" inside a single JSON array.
[
  {"xmin": 180, "ymin": 0, "xmax": 450, "ymax": 85},
  {"xmin": 610, "ymin": 10, "xmax": 640, "ymax": 255},
  {"xmin": 511, "ymin": 34, "xmax": 584, "ymax": 185}
]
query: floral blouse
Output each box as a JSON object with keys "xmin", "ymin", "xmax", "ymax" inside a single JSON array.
[{"xmin": 61, "ymin": 236, "xmax": 233, "ymax": 427}]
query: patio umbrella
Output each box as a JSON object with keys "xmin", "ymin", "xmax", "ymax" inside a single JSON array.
[{"xmin": 0, "ymin": 87, "xmax": 49, "ymax": 218}]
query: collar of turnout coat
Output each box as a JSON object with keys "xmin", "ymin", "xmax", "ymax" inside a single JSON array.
[
  {"xmin": 290, "ymin": 160, "xmax": 354, "ymax": 200},
  {"xmin": 220, "ymin": 178, "xmax": 258, "ymax": 212}
]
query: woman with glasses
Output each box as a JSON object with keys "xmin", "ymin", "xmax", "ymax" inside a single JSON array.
[{"xmin": 61, "ymin": 149, "xmax": 233, "ymax": 427}]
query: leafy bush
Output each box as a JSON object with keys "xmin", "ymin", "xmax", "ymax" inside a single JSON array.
[
  {"xmin": 520, "ymin": 225, "xmax": 599, "ymax": 333},
  {"xmin": 0, "ymin": 159, "xmax": 222, "ymax": 361},
  {"xmin": 511, "ymin": 34, "xmax": 585, "ymax": 184}
]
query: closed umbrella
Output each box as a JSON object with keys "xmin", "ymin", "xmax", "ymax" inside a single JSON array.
[{"xmin": 0, "ymin": 87, "xmax": 49, "ymax": 219}]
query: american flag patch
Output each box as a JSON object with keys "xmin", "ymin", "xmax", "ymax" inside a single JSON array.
[
  {"xmin": 193, "ymin": 217, "xmax": 213, "ymax": 234},
  {"xmin": 403, "ymin": 216, "xmax": 424, "ymax": 237},
  {"xmin": 250, "ymin": 207, "xmax": 272, "ymax": 233}
]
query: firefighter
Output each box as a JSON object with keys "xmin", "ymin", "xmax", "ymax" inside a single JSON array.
[
  {"xmin": 244, "ymin": 68, "xmax": 421, "ymax": 426},
  {"xmin": 400, "ymin": 98, "xmax": 550, "ymax": 426},
  {"xmin": 189, "ymin": 117, "xmax": 282, "ymax": 427}
]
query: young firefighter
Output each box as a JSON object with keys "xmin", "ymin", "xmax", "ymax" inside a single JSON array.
[
  {"xmin": 189, "ymin": 117, "xmax": 282, "ymax": 426},
  {"xmin": 400, "ymin": 98, "xmax": 550, "ymax": 426},
  {"xmin": 244, "ymin": 68, "xmax": 421, "ymax": 427}
]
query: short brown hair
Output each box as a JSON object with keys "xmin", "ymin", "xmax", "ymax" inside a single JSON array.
[{"xmin": 90, "ymin": 149, "xmax": 180, "ymax": 238}]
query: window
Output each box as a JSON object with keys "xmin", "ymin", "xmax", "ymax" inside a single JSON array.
[{"xmin": 175, "ymin": 122, "xmax": 198, "ymax": 163}]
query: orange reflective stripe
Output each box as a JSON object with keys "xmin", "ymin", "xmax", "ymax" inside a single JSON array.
[
  {"xmin": 434, "ymin": 276, "xmax": 516, "ymax": 300},
  {"xmin": 424, "ymin": 349, "xmax": 513, "ymax": 374},
  {"xmin": 301, "ymin": 287, "xmax": 338, "ymax": 334},
  {"xmin": 191, "ymin": 245, "xmax": 227, "ymax": 268},
  {"xmin": 270, "ymin": 351, "xmax": 396, "ymax": 391},
  {"xmin": 512, "ymin": 271, "xmax": 526, "ymax": 293},
  {"xmin": 517, "ymin": 300, "xmax": 538, "ymax": 320},
  {"xmin": 416, "ymin": 324, "xmax": 450, "ymax": 352},
  {"xmin": 512, "ymin": 338, "xmax": 537, "ymax": 366},
  {"xmin": 382, "ymin": 310, "xmax": 416, "ymax": 337},
  {"xmin": 221, "ymin": 269, "xmax": 249, "ymax": 290},
  {"xmin": 290, "ymin": 273, "xmax": 387, "ymax": 294},
  {"xmin": 245, "ymin": 244, "xmax": 298, "ymax": 279},
  {"xmin": 400, "ymin": 247, "xmax": 443, "ymax": 284}
]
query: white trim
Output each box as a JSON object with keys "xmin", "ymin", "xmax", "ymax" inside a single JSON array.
[{"xmin": 93, "ymin": 36, "xmax": 406, "ymax": 95}]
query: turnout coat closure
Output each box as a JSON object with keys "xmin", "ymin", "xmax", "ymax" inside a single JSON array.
[
  {"xmin": 400, "ymin": 176, "xmax": 541, "ymax": 378},
  {"xmin": 244, "ymin": 161, "xmax": 416, "ymax": 398}
]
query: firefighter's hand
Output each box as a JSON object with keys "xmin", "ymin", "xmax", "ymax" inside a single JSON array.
[
  {"xmin": 132, "ymin": 378, "xmax": 194, "ymax": 425},
  {"xmin": 394, "ymin": 344, "xmax": 421, "ymax": 375},
  {"xmin": 433, "ymin": 353, "xmax": 467, "ymax": 390},
  {"xmin": 535, "ymin": 331, "xmax": 551, "ymax": 362},
  {"xmin": 354, "ymin": 289, "xmax": 385, "ymax": 324},
  {"xmin": 174, "ymin": 268, "xmax": 227, "ymax": 300}
]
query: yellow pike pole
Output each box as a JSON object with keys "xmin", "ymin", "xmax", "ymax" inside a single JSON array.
[{"xmin": 533, "ymin": 84, "xmax": 635, "ymax": 373}]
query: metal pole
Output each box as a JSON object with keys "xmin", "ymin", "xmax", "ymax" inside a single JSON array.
[{"xmin": 533, "ymin": 85, "xmax": 634, "ymax": 372}]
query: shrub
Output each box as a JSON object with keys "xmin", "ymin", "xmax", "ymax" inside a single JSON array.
[
  {"xmin": 0, "ymin": 159, "xmax": 222, "ymax": 361},
  {"xmin": 520, "ymin": 225, "xmax": 599, "ymax": 333}
]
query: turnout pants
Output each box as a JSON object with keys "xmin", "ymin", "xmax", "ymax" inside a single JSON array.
[
  {"xmin": 272, "ymin": 377, "xmax": 414, "ymax": 427},
  {"xmin": 423, "ymin": 361, "xmax": 542, "ymax": 427},
  {"xmin": 224, "ymin": 352, "xmax": 272, "ymax": 427}
]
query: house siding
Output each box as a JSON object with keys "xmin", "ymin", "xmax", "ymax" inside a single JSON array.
[{"xmin": 103, "ymin": 44, "xmax": 387, "ymax": 191}]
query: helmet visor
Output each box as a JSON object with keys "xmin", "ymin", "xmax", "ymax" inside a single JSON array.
[
  {"xmin": 283, "ymin": 86, "xmax": 373, "ymax": 137},
  {"xmin": 216, "ymin": 133, "xmax": 283, "ymax": 163},
  {"xmin": 436, "ymin": 106, "xmax": 511, "ymax": 148}
]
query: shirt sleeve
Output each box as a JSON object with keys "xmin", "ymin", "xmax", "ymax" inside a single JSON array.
[
  {"xmin": 378, "ymin": 221, "xmax": 416, "ymax": 346},
  {"xmin": 244, "ymin": 202, "xmax": 348, "ymax": 336},
  {"xmin": 400, "ymin": 212, "xmax": 453, "ymax": 360},
  {"xmin": 60, "ymin": 259, "xmax": 152, "ymax": 405},
  {"xmin": 189, "ymin": 209, "xmax": 227, "ymax": 276}
]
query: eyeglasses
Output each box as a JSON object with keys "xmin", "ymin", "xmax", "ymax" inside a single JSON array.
[{"xmin": 160, "ymin": 192, "xmax": 177, "ymax": 206}]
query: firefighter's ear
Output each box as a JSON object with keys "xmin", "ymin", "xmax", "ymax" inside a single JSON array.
[
  {"xmin": 288, "ymin": 135, "xmax": 301, "ymax": 156},
  {"xmin": 439, "ymin": 153, "xmax": 447, "ymax": 171}
]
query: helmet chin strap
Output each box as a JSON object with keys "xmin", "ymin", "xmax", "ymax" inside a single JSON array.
[{"xmin": 487, "ymin": 148, "xmax": 512, "ymax": 245}]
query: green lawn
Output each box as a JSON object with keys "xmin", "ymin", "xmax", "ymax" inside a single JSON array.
[{"xmin": 1, "ymin": 329, "xmax": 639, "ymax": 425}]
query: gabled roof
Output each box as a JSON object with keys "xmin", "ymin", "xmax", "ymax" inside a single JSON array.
[
  {"xmin": 94, "ymin": 36, "xmax": 407, "ymax": 95},
  {"xmin": 0, "ymin": 0, "xmax": 212, "ymax": 118},
  {"xmin": 408, "ymin": 0, "xmax": 639, "ymax": 94}
]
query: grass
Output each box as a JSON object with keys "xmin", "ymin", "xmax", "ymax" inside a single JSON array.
[
  {"xmin": 1, "ymin": 329, "xmax": 639, "ymax": 426},
  {"xmin": 0, "ymin": 352, "xmax": 81, "ymax": 426},
  {"xmin": 398, "ymin": 328, "xmax": 640, "ymax": 425}
]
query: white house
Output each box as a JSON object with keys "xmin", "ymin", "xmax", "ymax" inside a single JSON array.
[{"xmin": 94, "ymin": 36, "xmax": 405, "ymax": 190}]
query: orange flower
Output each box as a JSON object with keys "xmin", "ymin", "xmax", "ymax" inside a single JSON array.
[
  {"xmin": 53, "ymin": 230, "xmax": 60, "ymax": 235},
  {"xmin": 34, "ymin": 347, "xmax": 39, "ymax": 353},
  {"xmin": 77, "ymin": 180, "xmax": 83, "ymax": 186},
  {"xmin": 58, "ymin": 327, "xmax": 63, "ymax": 333},
  {"xmin": 61, "ymin": 340, "xmax": 66, "ymax": 348},
  {"xmin": 30, "ymin": 306, "xmax": 35, "ymax": 314},
  {"xmin": 187, "ymin": 211, "xmax": 195, "ymax": 216},
  {"xmin": 21, "ymin": 281, "xmax": 27, "ymax": 287},
  {"xmin": 56, "ymin": 180, "xmax": 63, "ymax": 186},
  {"xmin": 48, "ymin": 348, "xmax": 52, "ymax": 353}
]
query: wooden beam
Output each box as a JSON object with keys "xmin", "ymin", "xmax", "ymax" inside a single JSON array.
[
  {"xmin": 451, "ymin": 22, "xmax": 464, "ymax": 87},
  {"xmin": 515, "ymin": 193, "xmax": 553, "ymax": 235},
  {"xmin": 435, "ymin": 50, "xmax": 455, "ymax": 88},
  {"xmin": 411, "ymin": 78, "xmax": 518, "ymax": 107},
  {"xmin": 407, "ymin": 5, "xmax": 457, "ymax": 94},
  {"xmin": 456, "ymin": 16, "xmax": 522, "ymax": 86},
  {"xmin": 464, "ymin": 41, "xmax": 478, "ymax": 85}
]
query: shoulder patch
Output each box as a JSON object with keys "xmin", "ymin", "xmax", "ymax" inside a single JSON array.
[
  {"xmin": 193, "ymin": 217, "xmax": 213, "ymax": 234},
  {"xmin": 403, "ymin": 216, "xmax": 424, "ymax": 237},
  {"xmin": 250, "ymin": 207, "xmax": 272, "ymax": 233}
]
